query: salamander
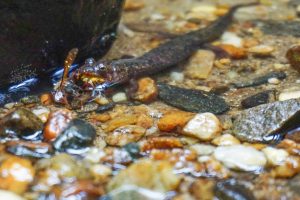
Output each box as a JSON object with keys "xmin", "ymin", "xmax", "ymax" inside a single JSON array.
[{"xmin": 56, "ymin": 2, "xmax": 258, "ymax": 105}]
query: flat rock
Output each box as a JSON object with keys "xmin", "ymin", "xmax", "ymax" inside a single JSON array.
[
  {"xmin": 233, "ymin": 98, "xmax": 300, "ymax": 143},
  {"xmin": 157, "ymin": 83, "xmax": 229, "ymax": 114}
]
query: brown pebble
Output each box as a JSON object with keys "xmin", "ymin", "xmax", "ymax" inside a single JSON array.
[
  {"xmin": 286, "ymin": 45, "xmax": 300, "ymax": 73},
  {"xmin": 157, "ymin": 111, "xmax": 194, "ymax": 132},
  {"xmin": 40, "ymin": 93, "xmax": 54, "ymax": 105},
  {"xmin": 218, "ymin": 44, "xmax": 247, "ymax": 59},
  {"xmin": 132, "ymin": 77, "xmax": 158, "ymax": 103},
  {"xmin": 0, "ymin": 156, "xmax": 35, "ymax": 194},
  {"xmin": 43, "ymin": 109, "xmax": 73, "ymax": 141}
]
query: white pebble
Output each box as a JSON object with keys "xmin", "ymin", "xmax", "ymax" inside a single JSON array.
[
  {"xmin": 248, "ymin": 45, "xmax": 275, "ymax": 56},
  {"xmin": 212, "ymin": 134, "xmax": 241, "ymax": 146},
  {"xmin": 262, "ymin": 147, "xmax": 289, "ymax": 166},
  {"xmin": 0, "ymin": 190, "xmax": 25, "ymax": 200},
  {"xmin": 4, "ymin": 102, "xmax": 17, "ymax": 109},
  {"xmin": 279, "ymin": 90, "xmax": 300, "ymax": 101},
  {"xmin": 32, "ymin": 106, "xmax": 50, "ymax": 123},
  {"xmin": 268, "ymin": 78, "xmax": 280, "ymax": 85},
  {"xmin": 170, "ymin": 72, "xmax": 184, "ymax": 82},
  {"xmin": 91, "ymin": 164, "xmax": 112, "ymax": 178},
  {"xmin": 150, "ymin": 13, "xmax": 165, "ymax": 21},
  {"xmin": 214, "ymin": 145, "xmax": 267, "ymax": 171},
  {"xmin": 84, "ymin": 148, "xmax": 106, "ymax": 163},
  {"xmin": 183, "ymin": 113, "xmax": 222, "ymax": 141},
  {"xmin": 221, "ymin": 32, "xmax": 243, "ymax": 47},
  {"xmin": 190, "ymin": 144, "xmax": 215, "ymax": 156},
  {"xmin": 112, "ymin": 92, "xmax": 127, "ymax": 103}
]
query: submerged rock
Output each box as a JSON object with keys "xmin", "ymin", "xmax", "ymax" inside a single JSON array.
[
  {"xmin": 0, "ymin": 108, "xmax": 43, "ymax": 141},
  {"xmin": 157, "ymin": 83, "xmax": 229, "ymax": 114},
  {"xmin": 233, "ymin": 72, "xmax": 286, "ymax": 88},
  {"xmin": 107, "ymin": 159, "xmax": 180, "ymax": 193},
  {"xmin": 214, "ymin": 179, "xmax": 255, "ymax": 200},
  {"xmin": 241, "ymin": 90, "xmax": 275, "ymax": 109},
  {"xmin": 233, "ymin": 98, "xmax": 300, "ymax": 143},
  {"xmin": 52, "ymin": 119, "xmax": 96, "ymax": 154}
]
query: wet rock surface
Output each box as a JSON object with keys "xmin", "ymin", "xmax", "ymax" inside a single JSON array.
[
  {"xmin": 233, "ymin": 98, "xmax": 300, "ymax": 143},
  {"xmin": 0, "ymin": 108, "xmax": 43, "ymax": 141},
  {"xmin": 215, "ymin": 179, "xmax": 255, "ymax": 200},
  {"xmin": 157, "ymin": 83, "xmax": 229, "ymax": 114},
  {"xmin": 52, "ymin": 119, "xmax": 96, "ymax": 154}
]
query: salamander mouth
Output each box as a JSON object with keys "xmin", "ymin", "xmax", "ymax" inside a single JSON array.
[{"xmin": 74, "ymin": 73, "xmax": 106, "ymax": 90}]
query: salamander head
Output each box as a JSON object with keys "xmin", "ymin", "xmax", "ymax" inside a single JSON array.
[
  {"xmin": 72, "ymin": 59, "xmax": 114, "ymax": 91},
  {"xmin": 54, "ymin": 59, "xmax": 114, "ymax": 108}
]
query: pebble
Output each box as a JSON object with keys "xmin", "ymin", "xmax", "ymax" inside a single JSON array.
[
  {"xmin": 132, "ymin": 77, "xmax": 158, "ymax": 103},
  {"xmin": 279, "ymin": 90, "xmax": 300, "ymax": 101},
  {"xmin": 112, "ymin": 92, "xmax": 128, "ymax": 103},
  {"xmin": 157, "ymin": 83, "xmax": 229, "ymax": 114},
  {"xmin": 52, "ymin": 119, "xmax": 96, "ymax": 154},
  {"xmin": 268, "ymin": 77, "xmax": 281, "ymax": 85},
  {"xmin": 0, "ymin": 190, "xmax": 25, "ymax": 200},
  {"xmin": 185, "ymin": 50, "xmax": 215, "ymax": 79},
  {"xmin": 220, "ymin": 32, "xmax": 243, "ymax": 48},
  {"xmin": 20, "ymin": 95, "xmax": 40, "ymax": 104},
  {"xmin": 233, "ymin": 72, "xmax": 286, "ymax": 88},
  {"xmin": 183, "ymin": 113, "xmax": 222, "ymax": 141},
  {"xmin": 248, "ymin": 45, "xmax": 275, "ymax": 56},
  {"xmin": 218, "ymin": 44, "xmax": 247, "ymax": 59},
  {"xmin": 84, "ymin": 148, "xmax": 106, "ymax": 163},
  {"xmin": 211, "ymin": 134, "xmax": 241, "ymax": 146},
  {"xmin": 189, "ymin": 144, "xmax": 216, "ymax": 156},
  {"xmin": 0, "ymin": 156, "xmax": 35, "ymax": 194},
  {"xmin": 43, "ymin": 109, "xmax": 73, "ymax": 141},
  {"xmin": 104, "ymin": 185, "xmax": 166, "ymax": 200},
  {"xmin": 215, "ymin": 179, "xmax": 256, "ymax": 200},
  {"xmin": 170, "ymin": 72, "xmax": 184, "ymax": 82},
  {"xmin": 0, "ymin": 108, "xmax": 43, "ymax": 141},
  {"xmin": 233, "ymin": 98, "xmax": 300, "ymax": 143},
  {"xmin": 157, "ymin": 111, "xmax": 194, "ymax": 132},
  {"xmin": 90, "ymin": 164, "xmax": 112, "ymax": 181},
  {"xmin": 38, "ymin": 154, "xmax": 89, "ymax": 180},
  {"xmin": 241, "ymin": 90, "xmax": 275, "ymax": 109},
  {"xmin": 262, "ymin": 147, "xmax": 289, "ymax": 166},
  {"xmin": 107, "ymin": 159, "xmax": 180, "ymax": 193},
  {"xmin": 105, "ymin": 125, "xmax": 146, "ymax": 147},
  {"xmin": 32, "ymin": 106, "xmax": 50, "ymax": 123},
  {"xmin": 214, "ymin": 145, "xmax": 267, "ymax": 171}
]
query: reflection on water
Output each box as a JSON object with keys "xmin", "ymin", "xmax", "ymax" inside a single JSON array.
[{"xmin": 0, "ymin": 64, "xmax": 80, "ymax": 105}]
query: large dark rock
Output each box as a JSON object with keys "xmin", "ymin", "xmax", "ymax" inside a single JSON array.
[
  {"xmin": 233, "ymin": 98, "xmax": 300, "ymax": 143},
  {"xmin": 0, "ymin": 0, "xmax": 124, "ymax": 104},
  {"xmin": 53, "ymin": 119, "xmax": 96, "ymax": 154}
]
